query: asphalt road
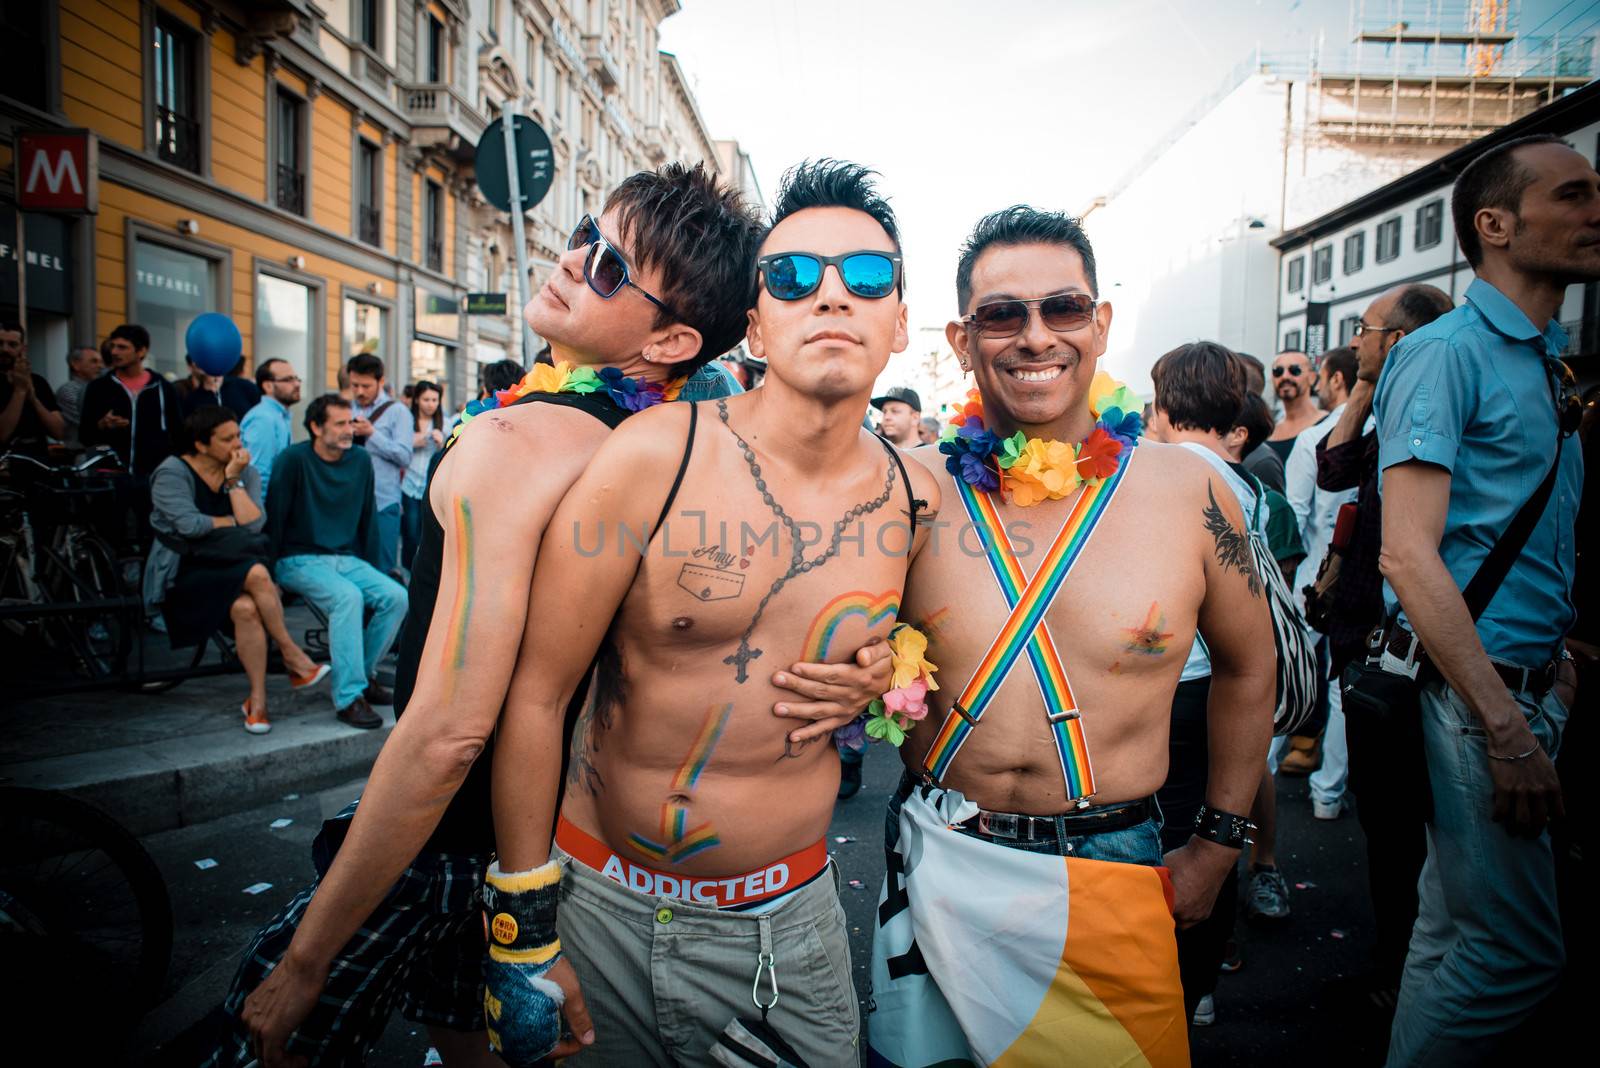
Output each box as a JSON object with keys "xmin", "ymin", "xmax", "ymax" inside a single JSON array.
[{"xmin": 136, "ymin": 752, "xmax": 1400, "ymax": 1066}]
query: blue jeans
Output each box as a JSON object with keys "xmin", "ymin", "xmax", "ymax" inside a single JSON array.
[
  {"xmin": 275, "ymin": 554, "xmax": 407, "ymax": 710},
  {"xmin": 374, "ymin": 503, "xmax": 401, "ymax": 575},
  {"xmin": 1387, "ymin": 681, "xmax": 1569, "ymax": 1067},
  {"xmin": 400, "ymin": 494, "xmax": 425, "ymax": 572}
]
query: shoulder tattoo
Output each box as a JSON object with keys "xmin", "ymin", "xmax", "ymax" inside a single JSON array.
[{"xmin": 1202, "ymin": 482, "xmax": 1262, "ymax": 598}]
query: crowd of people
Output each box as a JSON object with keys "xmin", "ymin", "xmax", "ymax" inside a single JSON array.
[{"xmin": 3, "ymin": 132, "xmax": 1593, "ymax": 1068}]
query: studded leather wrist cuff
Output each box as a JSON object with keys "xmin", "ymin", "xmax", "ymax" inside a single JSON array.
[{"xmin": 1192, "ymin": 805, "xmax": 1256, "ymax": 850}]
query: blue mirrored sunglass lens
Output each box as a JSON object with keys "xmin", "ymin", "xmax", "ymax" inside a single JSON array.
[
  {"xmin": 766, "ymin": 255, "xmax": 822, "ymax": 300},
  {"xmin": 567, "ymin": 217, "xmax": 596, "ymax": 251},
  {"xmin": 841, "ymin": 254, "xmax": 896, "ymax": 297},
  {"xmin": 586, "ymin": 243, "xmax": 627, "ymax": 296}
]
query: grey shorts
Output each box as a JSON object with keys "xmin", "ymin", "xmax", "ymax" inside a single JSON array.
[{"xmin": 553, "ymin": 844, "xmax": 860, "ymax": 1067}]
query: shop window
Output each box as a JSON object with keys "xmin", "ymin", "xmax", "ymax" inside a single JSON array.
[
  {"xmin": 257, "ymin": 272, "xmax": 318, "ymax": 433},
  {"xmin": 132, "ymin": 238, "xmax": 222, "ymax": 379}
]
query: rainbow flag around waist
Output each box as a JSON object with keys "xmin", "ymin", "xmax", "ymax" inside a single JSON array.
[{"xmin": 923, "ymin": 451, "xmax": 1134, "ymax": 800}]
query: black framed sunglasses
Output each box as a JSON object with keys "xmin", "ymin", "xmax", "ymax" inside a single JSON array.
[
  {"xmin": 757, "ymin": 251, "xmax": 902, "ymax": 301},
  {"xmin": 567, "ymin": 215, "xmax": 675, "ymax": 317},
  {"xmin": 961, "ymin": 293, "xmax": 1098, "ymax": 339},
  {"xmin": 1272, "ymin": 364, "xmax": 1306, "ymax": 378}
]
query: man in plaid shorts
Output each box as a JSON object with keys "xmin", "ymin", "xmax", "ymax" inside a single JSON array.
[{"xmin": 209, "ymin": 166, "xmax": 889, "ymax": 1067}]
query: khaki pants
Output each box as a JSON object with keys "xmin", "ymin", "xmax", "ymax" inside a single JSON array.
[{"xmin": 554, "ymin": 845, "xmax": 860, "ymax": 1066}]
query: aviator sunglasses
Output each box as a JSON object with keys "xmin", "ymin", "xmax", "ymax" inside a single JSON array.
[
  {"xmin": 567, "ymin": 215, "xmax": 676, "ymax": 316},
  {"xmin": 961, "ymin": 293, "xmax": 1098, "ymax": 339},
  {"xmin": 757, "ymin": 251, "xmax": 903, "ymax": 301},
  {"xmin": 1272, "ymin": 364, "xmax": 1306, "ymax": 378}
]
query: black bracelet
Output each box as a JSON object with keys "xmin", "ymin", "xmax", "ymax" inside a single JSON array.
[{"xmin": 1192, "ymin": 805, "xmax": 1256, "ymax": 850}]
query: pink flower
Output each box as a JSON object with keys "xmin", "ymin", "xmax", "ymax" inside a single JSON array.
[{"xmin": 882, "ymin": 680, "xmax": 929, "ymax": 722}]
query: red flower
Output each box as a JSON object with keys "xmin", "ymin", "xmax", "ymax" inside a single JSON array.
[{"xmin": 1074, "ymin": 427, "xmax": 1124, "ymax": 481}]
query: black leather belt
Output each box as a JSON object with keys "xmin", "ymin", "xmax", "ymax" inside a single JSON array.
[
  {"xmin": 956, "ymin": 797, "xmax": 1156, "ymax": 842},
  {"xmin": 1379, "ymin": 626, "xmax": 1555, "ymax": 699}
]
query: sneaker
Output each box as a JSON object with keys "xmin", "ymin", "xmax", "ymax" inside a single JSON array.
[
  {"xmin": 364, "ymin": 680, "xmax": 395, "ymax": 706},
  {"xmin": 1219, "ymin": 938, "xmax": 1242, "ymax": 973},
  {"xmin": 1191, "ymin": 994, "xmax": 1215, "ymax": 1027},
  {"xmin": 242, "ymin": 701, "xmax": 271, "ymax": 735},
  {"xmin": 1246, "ymin": 865, "xmax": 1291, "ymax": 921},
  {"xmin": 1312, "ymin": 797, "xmax": 1345, "ymax": 820},
  {"xmin": 337, "ymin": 696, "xmax": 383, "ymax": 729},
  {"xmin": 290, "ymin": 663, "xmax": 332, "ymax": 690},
  {"xmin": 837, "ymin": 758, "xmax": 863, "ymax": 800}
]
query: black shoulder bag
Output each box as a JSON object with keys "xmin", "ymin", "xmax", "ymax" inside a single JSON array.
[{"xmin": 1342, "ymin": 425, "xmax": 1566, "ymax": 726}]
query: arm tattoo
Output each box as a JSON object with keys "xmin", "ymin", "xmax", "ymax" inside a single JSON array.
[
  {"xmin": 1203, "ymin": 482, "xmax": 1261, "ymax": 598},
  {"xmin": 567, "ymin": 638, "xmax": 626, "ymax": 796}
]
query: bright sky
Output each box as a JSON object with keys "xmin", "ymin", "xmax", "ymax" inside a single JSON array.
[{"xmin": 658, "ymin": 0, "xmax": 1582, "ymax": 384}]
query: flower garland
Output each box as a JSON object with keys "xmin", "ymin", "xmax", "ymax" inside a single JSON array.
[
  {"xmin": 448, "ymin": 361, "xmax": 686, "ymax": 444},
  {"xmin": 837, "ymin": 624, "xmax": 939, "ymax": 751},
  {"xmin": 937, "ymin": 371, "xmax": 1143, "ymax": 506}
]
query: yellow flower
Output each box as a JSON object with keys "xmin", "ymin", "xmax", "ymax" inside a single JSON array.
[
  {"xmin": 1088, "ymin": 371, "xmax": 1119, "ymax": 417},
  {"xmin": 1003, "ymin": 437, "xmax": 1081, "ymax": 507},
  {"xmin": 522, "ymin": 362, "xmax": 575, "ymax": 395},
  {"xmin": 889, "ymin": 625, "xmax": 939, "ymax": 692}
]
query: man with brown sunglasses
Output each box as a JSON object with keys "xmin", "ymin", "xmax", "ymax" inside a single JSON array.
[
  {"xmin": 868, "ymin": 206, "xmax": 1274, "ymax": 1065},
  {"xmin": 213, "ymin": 165, "xmax": 892, "ymax": 1068}
]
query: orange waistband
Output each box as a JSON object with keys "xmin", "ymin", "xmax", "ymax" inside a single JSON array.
[{"xmin": 554, "ymin": 816, "xmax": 828, "ymax": 909}]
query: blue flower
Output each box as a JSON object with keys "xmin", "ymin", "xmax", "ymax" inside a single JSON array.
[
  {"xmin": 939, "ymin": 422, "xmax": 1003, "ymax": 491},
  {"xmin": 835, "ymin": 716, "xmax": 868, "ymax": 753},
  {"xmin": 959, "ymin": 452, "xmax": 1001, "ymax": 491},
  {"xmin": 1097, "ymin": 406, "xmax": 1143, "ymax": 448}
]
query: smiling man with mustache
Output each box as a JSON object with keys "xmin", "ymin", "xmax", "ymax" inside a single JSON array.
[{"xmin": 870, "ymin": 206, "xmax": 1275, "ymax": 1065}]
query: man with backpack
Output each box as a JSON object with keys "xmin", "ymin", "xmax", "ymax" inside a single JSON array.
[{"xmin": 345, "ymin": 352, "xmax": 412, "ymax": 578}]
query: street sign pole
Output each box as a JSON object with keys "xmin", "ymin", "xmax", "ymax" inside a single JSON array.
[
  {"xmin": 13, "ymin": 209, "xmax": 25, "ymax": 325},
  {"xmin": 500, "ymin": 111, "xmax": 535, "ymax": 367}
]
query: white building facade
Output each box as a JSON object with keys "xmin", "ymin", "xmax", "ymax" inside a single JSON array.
[{"xmin": 1273, "ymin": 82, "xmax": 1600, "ymax": 376}]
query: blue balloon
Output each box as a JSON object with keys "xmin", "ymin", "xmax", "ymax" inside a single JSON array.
[{"xmin": 186, "ymin": 313, "xmax": 243, "ymax": 376}]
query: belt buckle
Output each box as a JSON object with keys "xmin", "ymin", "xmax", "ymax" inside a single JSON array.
[
  {"xmin": 1045, "ymin": 708, "xmax": 1081, "ymax": 725},
  {"xmin": 976, "ymin": 811, "xmax": 1019, "ymax": 839},
  {"xmin": 952, "ymin": 702, "xmax": 980, "ymax": 727}
]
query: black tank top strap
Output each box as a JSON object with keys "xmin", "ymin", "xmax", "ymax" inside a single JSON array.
[
  {"xmin": 872, "ymin": 434, "xmax": 923, "ymax": 536},
  {"xmin": 651, "ymin": 401, "xmax": 697, "ymax": 539}
]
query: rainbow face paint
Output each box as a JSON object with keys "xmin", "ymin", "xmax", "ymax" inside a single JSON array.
[
  {"xmin": 802, "ymin": 590, "xmax": 901, "ymax": 662},
  {"xmin": 628, "ymin": 703, "xmax": 732, "ymax": 865},
  {"xmin": 1122, "ymin": 602, "xmax": 1173, "ymax": 657},
  {"xmin": 442, "ymin": 497, "xmax": 475, "ymax": 671}
]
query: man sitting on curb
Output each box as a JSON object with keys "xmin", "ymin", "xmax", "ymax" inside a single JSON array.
[{"xmin": 266, "ymin": 393, "xmax": 407, "ymax": 729}]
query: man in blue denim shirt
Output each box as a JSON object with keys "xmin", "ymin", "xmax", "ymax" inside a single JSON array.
[{"xmin": 1374, "ymin": 134, "xmax": 1594, "ymax": 1066}]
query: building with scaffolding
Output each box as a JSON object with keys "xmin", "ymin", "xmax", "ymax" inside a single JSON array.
[{"xmin": 1083, "ymin": 0, "xmax": 1593, "ymax": 394}]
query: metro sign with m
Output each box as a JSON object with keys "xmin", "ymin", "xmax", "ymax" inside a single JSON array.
[{"xmin": 15, "ymin": 130, "xmax": 99, "ymax": 214}]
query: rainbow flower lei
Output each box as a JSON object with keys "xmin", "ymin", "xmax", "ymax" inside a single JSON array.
[
  {"xmin": 937, "ymin": 371, "xmax": 1143, "ymax": 506},
  {"xmin": 837, "ymin": 624, "xmax": 940, "ymax": 751},
  {"xmin": 448, "ymin": 361, "xmax": 686, "ymax": 444}
]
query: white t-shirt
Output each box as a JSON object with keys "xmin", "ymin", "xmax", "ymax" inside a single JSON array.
[{"xmin": 1176, "ymin": 442, "xmax": 1266, "ymax": 682}]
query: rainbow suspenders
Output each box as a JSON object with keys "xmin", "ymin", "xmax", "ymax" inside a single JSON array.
[{"xmin": 922, "ymin": 448, "xmax": 1136, "ymax": 806}]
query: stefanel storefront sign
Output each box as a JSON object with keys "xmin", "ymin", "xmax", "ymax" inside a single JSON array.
[{"xmin": 0, "ymin": 208, "xmax": 72, "ymax": 314}]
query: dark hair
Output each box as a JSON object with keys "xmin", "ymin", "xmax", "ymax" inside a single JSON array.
[
  {"xmin": 346, "ymin": 352, "xmax": 385, "ymax": 380},
  {"xmin": 184, "ymin": 404, "xmax": 239, "ymax": 452},
  {"xmin": 1320, "ymin": 346, "xmax": 1359, "ymax": 396},
  {"xmin": 1451, "ymin": 133, "xmax": 1567, "ymax": 267},
  {"xmin": 411, "ymin": 379, "xmax": 444, "ymax": 432},
  {"xmin": 254, "ymin": 358, "xmax": 287, "ymax": 389},
  {"xmin": 305, "ymin": 392, "xmax": 351, "ymax": 433},
  {"xmin": 769, "ymin": 159, "xmax": 901, "ymax": 252},
  {"xmin": 1151, "ymin": 341, "xmax": 1247, "ymax": 434},
  {"xmin": 1235, "ymin": 351, "xmax": 1266, "ymax": 395},
  {"xmin": 604, "ymin": 162, "xmax": 764, "ymax": 372},
  {"xmin": 1389, "ymin": 284, "xmax": 1454, "ymax": 334},
  {"xmin": 1233, "ymin": 392, "xmax": 1275, "ymax": 454},
  {"xmin": 480, "ymin": 358, "xmax": 525, "ymax": 395},
  {"xmin": 0, "ymin": 320, "xmax": 23, "ymax": 340},
  {"xmin": 110, "ymin": 323, "xmax": 150, "ymax": 351},
  {"xmin": 955, "ymin": 206, "xmax": 1099, "ymax": 311}
]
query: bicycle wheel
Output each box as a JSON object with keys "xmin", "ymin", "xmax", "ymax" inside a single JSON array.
[
  {"xmin": 40, "ymin": 529, "xmax": 128, "ymax": 679},
  {"xmin": 0, "ymin": 787, "xmax": 173, "ymax": 1035}
]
